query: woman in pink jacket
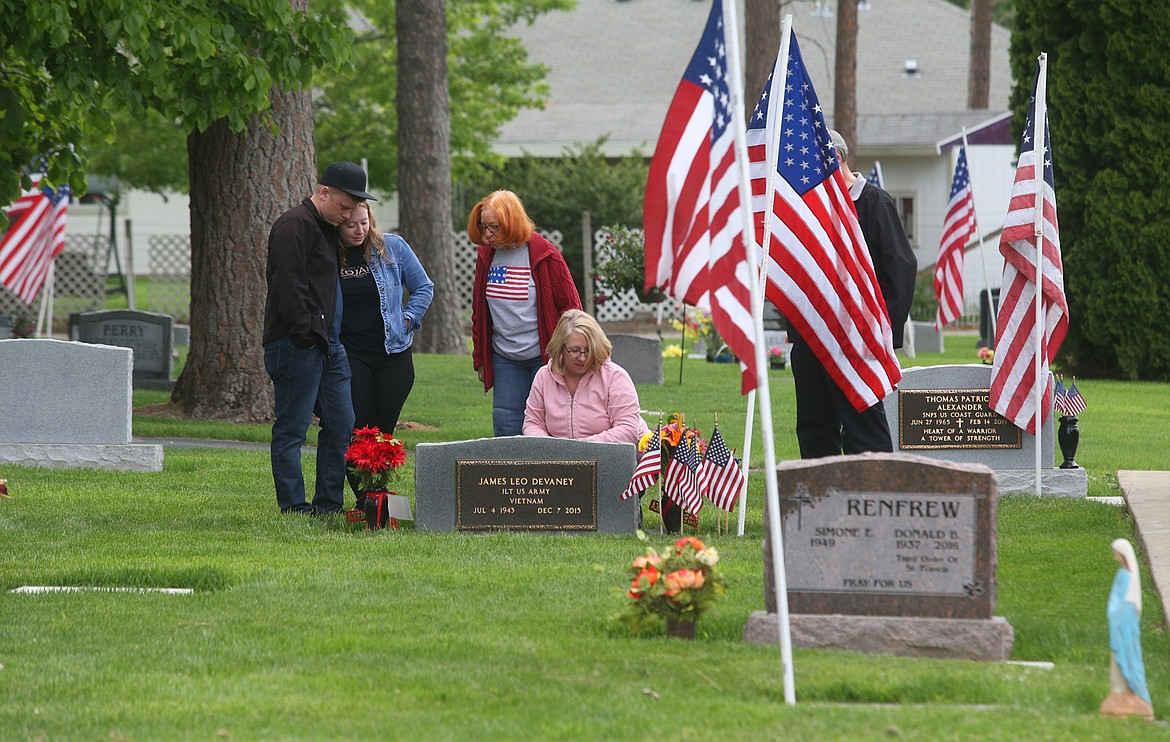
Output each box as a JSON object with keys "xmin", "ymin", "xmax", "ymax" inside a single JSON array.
[{"xmin": 523, "ymin": 310, "xmax": 650, "ymax": 443}]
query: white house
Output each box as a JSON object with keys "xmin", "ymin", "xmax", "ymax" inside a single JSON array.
[{"xmin": 494, "ymin": 0, "xmax": 1020, "ymax": 313}]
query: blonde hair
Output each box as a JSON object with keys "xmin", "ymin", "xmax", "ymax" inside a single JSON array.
[
  {"xmin": 546, "ymin": 309, "xmax": 612, "ymax": 375},
  {"xmin": 466, "ymin": 190, "xmax": 535, "ymax": 247},
  {"xmin": 339, "ymin": 202, "xmax": 389, "ymax": 266}
]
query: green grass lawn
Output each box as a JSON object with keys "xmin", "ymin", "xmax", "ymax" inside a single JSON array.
[{"xmin": 2, "ymin": 333, "xmax": 1167, "ymax": 739}]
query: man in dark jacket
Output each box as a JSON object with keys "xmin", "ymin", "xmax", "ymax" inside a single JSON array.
[
  {"xmin": 263, "ymin": 162, "xmax": 374, "ymax": 514},
  {"xmin": 789, "ymin": 131, "xmax": 917, "ymax": 458}
]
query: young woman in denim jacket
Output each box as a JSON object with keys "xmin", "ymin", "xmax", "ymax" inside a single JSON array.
[{"xmin": 338, "ymin": 202, "xmax": 434, "ymax": 508}]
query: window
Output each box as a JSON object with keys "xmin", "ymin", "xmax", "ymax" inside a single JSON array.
[{"xmin": 890, "ymin": 194, "xmax": 915, "ymax": 247}]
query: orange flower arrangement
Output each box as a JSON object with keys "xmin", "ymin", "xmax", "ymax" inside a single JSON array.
[{"xmin": 616, "ymin": 531, "xmax": 727, "ymax": 634}]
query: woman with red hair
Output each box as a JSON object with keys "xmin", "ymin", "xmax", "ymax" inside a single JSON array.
[{"xmin": 468, "ymin": 190, "xmax": 581, "ymax": 436}]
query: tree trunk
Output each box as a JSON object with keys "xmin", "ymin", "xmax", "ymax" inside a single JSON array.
[
  {"xmin": 968, "ymin": 0, "xmax": 992, "ymax": 109},
  {"xmin": 833, "ymin": 0, "xmax": 858, "ymax": 165},
  {"xmin": 744, "ymin": 0, "xmax": 783, "ymax": 120},
  {"xmin": 397, "ymin": 0, "xmax": 464, "ymax": 354},
  {"xmin": 172, "ymin": 85, "xmax": 316, "ymax": 422}
]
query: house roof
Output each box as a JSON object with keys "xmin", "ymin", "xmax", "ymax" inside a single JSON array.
[{"xmin": 495, "ymin": 0, "xmax": 1014, "ymax": 157}]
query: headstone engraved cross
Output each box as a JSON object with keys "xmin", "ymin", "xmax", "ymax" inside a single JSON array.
[{"xmin": 744, "ymin": 453, "xmax": 1014, "ymax": 660}]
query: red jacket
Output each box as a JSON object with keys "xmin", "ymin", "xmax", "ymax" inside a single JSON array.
[{"xmin": 472, "ymin": 232, "xmax": 582, "ymax": 392}]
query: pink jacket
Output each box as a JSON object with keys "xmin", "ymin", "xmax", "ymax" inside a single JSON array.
[{"xmin": 523, "ymin": 360, "xmax": 650, "ymax": 444}]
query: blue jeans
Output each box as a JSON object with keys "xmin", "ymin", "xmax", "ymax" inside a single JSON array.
[
  {"xmin": 491, "ymin": 352, "xmax": 543, "ymax": 437},
  {"xmin": 264, "ymin": 337, "xmax": 355, "ymax": 513}
]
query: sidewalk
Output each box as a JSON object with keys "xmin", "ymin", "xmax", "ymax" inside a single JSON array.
[{"xmin": 1117, "ymin": 471, "xmax": 1170, "ymax": 635}]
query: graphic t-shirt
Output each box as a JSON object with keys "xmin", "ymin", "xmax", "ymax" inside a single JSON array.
[
  {"xmin": 339, "ymin": 247, "xmax": 386, "ymax": 355},
  {"xmin": 487, "ymin": 245, "xmax": 539, "ymax": 360}
]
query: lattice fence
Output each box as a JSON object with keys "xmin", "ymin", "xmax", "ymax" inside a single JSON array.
[
  {"xmin": 145, "ymin": 235, "xmax": 191, "ymax": 322},
  {"xmin": 0, "ymin": 235, "xmax": 108, "ymax": 331},
  {"xmin": 131, "ymin": 229, "xmax": 563, "ymax": 325}
]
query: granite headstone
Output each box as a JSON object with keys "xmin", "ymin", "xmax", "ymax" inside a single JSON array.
[
  {"xmin": 0, "ymin": 339, "xmax": 163, "ymax": 471},
  {"xmin": 74, "ymin": 309, "xmax": 174, "ymax": 390},
  {"xmin": 743, "ymin": 453, "xmax": 1013, "ymax": 660},
  {"xmin": 608, "ymin": 333, "xmax": 663, "ymax": 385},
  {"xmin": 414, "ymin": 437, "xmax": 639, "ymax": 533},
  {"xmin": 883, "ymin": 364, "xmax": 1085, "ymax": 497}
]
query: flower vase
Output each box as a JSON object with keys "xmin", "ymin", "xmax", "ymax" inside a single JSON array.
[
  {"xmin": 636, "ymin": 286, "xmax": 667, "ymax": 304},
  {"xmin": 666, "ymin": 619, "xmax": 696, "ymax": 640},
  {"xmin": 1057, "ymin": 416, "xmax": 1080, "ymax": 469},
  {"xmin": 769, "ymin": 358, "xmax": 786, "ymax": 370},
  {"xmin": 363, "ymin": 491, "xmax": 397, "ymax": 530}
]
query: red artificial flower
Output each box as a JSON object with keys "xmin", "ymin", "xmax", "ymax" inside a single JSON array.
[
  {"xmin": 628, "ymin": 565, "xmax": 661, "ymax": 599},
  {"xmin": 345, "ymin": 427, "xmax": 407, "ymax": 488}
]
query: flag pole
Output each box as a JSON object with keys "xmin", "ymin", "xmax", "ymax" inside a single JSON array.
[
  {"xmin": 724, "ymin": 4, "xmax": 795, "ymax": 705},
  {"xmin": 1031, "ymin": 53, "xmax": 1048, "ymax": 497},
  {"xmin": 737, "ymin": 13, "xmax": 795, "ymax": 538},
  {"xmin": 964, "ymin": 127, "xmax": 996, "ymax": 344},
  {"xmin": 36, "ymin": 262, "xmax": 54, "ymax": 337}
]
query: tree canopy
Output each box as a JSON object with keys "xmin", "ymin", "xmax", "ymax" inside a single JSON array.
[
  {"xmin": 74, "ymin": 0, "xmax": 573, "ymax": 199},
  {"xmin": 1, "ymin": 0, "xmax": 349, "ymax": 220},
  {"xmin": 1010, "ymin": 0, "xmax": 1170, "ymax": 380}
]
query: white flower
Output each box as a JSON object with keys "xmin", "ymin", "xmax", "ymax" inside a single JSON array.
[{"xmin": 696, "ymin": 547, "xmax": 719, "ymax": 567}]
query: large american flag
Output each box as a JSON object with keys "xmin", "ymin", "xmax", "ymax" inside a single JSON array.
[
  {"xmin": 934, "ymin": 144, "xmax": 976, "ymax": 330},
  {"xmin": 620, "ymin": 426, "xmax": 661, "ymax": 501},
  {"xmin": 989, "ymin": 60, "xmax": 1067, "ymax": 435},
  {"xmin": 747, "ymin": 31, "xmax": 901, "ymax": 413},
  {"xmin": 698, "ymin": 424, "xmax": 743, "ymax": 513},
  {"xmin": 643, "ymin": 0, "xmax": 758, "ymax": 394},
  {"xmin": 0, "ymin": 175, "xmax": 70, "ymax": 304}
]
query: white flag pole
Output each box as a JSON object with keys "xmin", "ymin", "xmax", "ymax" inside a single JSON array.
[
  {"xmin": 737, "ymin": 13, "xmax": 795, "ymax": 538},
  {"xmin": 36, "ymin": 261, "xmax": 57, "ymax": 338},
  {"xmin": 723, "ymin": 3, "xmax": 795, "ymax": 705},
  {"xmin": 1031, "ymin": 53, "xmax": 1048, "ymax": 497},
  {"xmin": 964, "ymin": 128, "xmax": 996, "ymax": 344}
]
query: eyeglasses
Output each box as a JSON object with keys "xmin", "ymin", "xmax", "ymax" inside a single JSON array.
[
  {"xmin": 478, "ymin": 222, "xmax": 502, "ymax": 234},
  {"xmin": 564, "ymin": 347, "xmax": 590, "ymax": 358}
]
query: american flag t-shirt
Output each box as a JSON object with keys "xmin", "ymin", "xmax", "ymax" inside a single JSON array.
[{"xmin": 485, "ymin": 264, "xmax": 532, "ymax": 301}]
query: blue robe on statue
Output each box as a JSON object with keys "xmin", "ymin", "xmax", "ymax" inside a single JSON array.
[{"xmin": 1108, "ymin": 568, "xmax": 1151, "ymax": 704}]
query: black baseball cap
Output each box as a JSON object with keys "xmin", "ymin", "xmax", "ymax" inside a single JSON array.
[{"xmin": 320, "ymin": 161, "xmax": 377, "ymax": 201}]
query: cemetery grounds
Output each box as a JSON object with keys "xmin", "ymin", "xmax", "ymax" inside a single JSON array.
[{"xmin": 0, "ymin": 336, "xmax": 1166, "ymax": 739}]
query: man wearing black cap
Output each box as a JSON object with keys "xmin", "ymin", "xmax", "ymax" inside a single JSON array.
[{"xmin": 263, "ymin": 161, "xmax": 376, "ymax": 515}]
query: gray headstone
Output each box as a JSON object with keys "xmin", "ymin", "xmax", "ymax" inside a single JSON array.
[
  {"xmin": 414, "ymin": 436, "xmax": 639, "ymax": 533},
  {"xmin": 0, "ymin": 339, "xmax": 133, "ymax": 444},
  {"xmin": 608, "ymin": 334, "xmax": 662, "ymax": 385},
  {"xmin": 745, "ymin": 452, "xmax": 1013, "ymax": 660},
  {"xmin": 885, "ymin": 365, "xmax": 1039, "ymax": 467},
  {"xmin": 74, "ymin": 310, "xmax": 174, "ymax": 389},
  {"xmin": 910, "ymin": 321, "xmax": 945, "ymax": 354},
  {"xmin": 0, "ymin": 339, "xmax": 163, "ymax": 471},
  {"xmin": 881, "ymin": 365, "xmax": 1084, "ymax": 498},
  {"xmin": 173, "ymin": 324, "xmax": 190, "ymax": 347}
]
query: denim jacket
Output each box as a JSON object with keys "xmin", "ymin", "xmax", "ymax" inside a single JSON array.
[{"xmin": 369, "ymin": 234, "xmax": 435, "ymax": 354}]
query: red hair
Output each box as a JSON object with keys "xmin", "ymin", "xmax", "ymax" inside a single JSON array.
[{"xmin": 466, "ymin": 190, "xmax": 535, "ymax": 247}]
